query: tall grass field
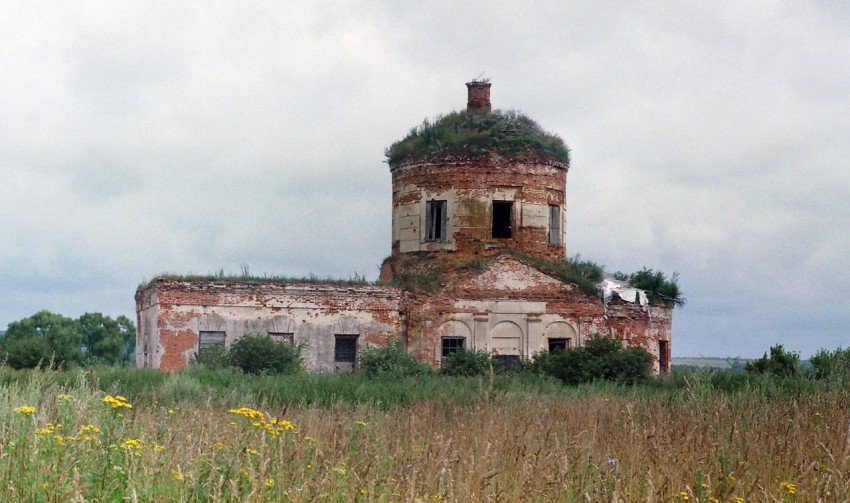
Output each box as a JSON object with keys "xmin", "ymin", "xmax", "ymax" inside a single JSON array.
[{"xmin": 2, "ymin": 367, "xmax": 848, "ymax": 502}]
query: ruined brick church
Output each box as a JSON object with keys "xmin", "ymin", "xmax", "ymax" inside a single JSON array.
[{"xmin": 136, "ymin": 82, "xmax": 673, "ymax": 373}]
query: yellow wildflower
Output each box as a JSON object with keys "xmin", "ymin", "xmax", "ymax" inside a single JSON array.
[
  {"xmin": 120, "ymin": 438, "xmax": 143, "ymax": 455},
  {"xmin": 14, "ymin": 405, "xmax": 36, "ymax": 415},
  {"xmin": 102, "ymin": 395, "xmax": 133, "ymax": 410},
  {"xmin": 782, "ymin": 482, "xmax": 797, "ymax": 495},
  {"xmin": 679, "ymin": 491, "xmax": 690, "ymax": 501},
  {"xmin": 265, "ymin": 478, "xmax": 275, "ymax": 488}
]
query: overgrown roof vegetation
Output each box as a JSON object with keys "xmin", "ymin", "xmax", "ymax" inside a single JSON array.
[
  {"xmin": 385, "ymin": 110, "xmax": 570, "ymax": 165},
  {"xmin": 138, "ymin": 268, "xmax": 371, "ymax": 291},
  {"xmin": 623, "ymin": 268, "xmax": 687, "ymax": 308},
  {"xmin": 501, "ymin": 250, "xmax": 604, "ymax": 297}
]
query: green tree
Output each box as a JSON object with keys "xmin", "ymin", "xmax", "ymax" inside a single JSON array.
[
  {"xmin": 809, "ymin": 347, "xmax": 850, "ymax": 379},
  {"xmin": 745, "ymin": 344, "xmax": 800, "ymax": 376},
  {"xmin": 78, "ymin": 312, "xmax": 135, "ymax": 365},
  {"xmin": 0, "ymin": 310, "xmax": 83, "ymax": 368}
]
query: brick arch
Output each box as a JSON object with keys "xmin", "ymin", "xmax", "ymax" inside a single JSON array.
[
  {"xmin": 490, "ymin": 320, "xmax": 523, "ymax": 355},
  {"xmin": 543, "ymin": 321, "xmax": 578, "ymax": 340},
  {"xmin": 435, "ymin": 319, "xmax": 472, "ymax": 340},
  {"xmin": 543, "ymin": 321, "xmax": 579, "ymax": 351}
]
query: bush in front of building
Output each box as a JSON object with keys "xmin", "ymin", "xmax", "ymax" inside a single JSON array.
[
  {"xmin": 190, "ymin": 342, "xmax": 231, "ymax": 370},
  {"xmin": 227, "ymin": 334, "xmax": 303, "ymax": 375},
  {"xmin": 535, "ymin": 335, "xmax": 653, "ymax": 385},
  {"xmin": 441, "ymin": 349, "xmax": 498, "ymax": 377},
  {"xmin": 358, "ymin": 338, "xmax": 432, "ymax": 379}
]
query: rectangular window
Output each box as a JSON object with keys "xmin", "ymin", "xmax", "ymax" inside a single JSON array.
[
  {"xmin": 548, "ymin": 204, "xmax": 561, "ymax": 245},
  {"xmin": 334, "ymin": 335, "xmax": 358, "ymax": 372},
  {"xmin": 492, "ymin": 201, "xmax": 513, "ymax": 239},
  {"xmin": 441, "ymin": 337, "xmax": 465, "ymax": 359},
  {"xmin": 268, "ymin": 332, "xmax": 294, "ymax": 345},
  {"xmin": 425, "ymin": 200, "xmax": 447, "ymax": 241},
  {"xmin": 493, "ymin": 355, "xmax": 520, "ymax": 369},
  {"xmin": 198, "ymin": 331, "xmax": 225, "ymax": 351},
  {"xmin": 548, "ymin": 338, "xmax": 571, "ymax": 353}
]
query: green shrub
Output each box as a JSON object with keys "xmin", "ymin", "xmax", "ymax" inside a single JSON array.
[
  {"xmin": 190, "ymin": 342, "xmax": 231, "ymax": 370},
  {"xmin": 745, "ymin": 344, "xmax": 800, "ymax": 377},
  {"xmin": 535, "ymin": 335, "xmax": 653, "ymax": 385},
  {"xmin": 358, "ymin": 338, "xmax": 432, "ymax": 379},
  {"xmin": 227, "ymin": 334, "xmax": 303, "ymax": 375},
  {"xmin": 809, "ymin": 347, "xmax": 850, "ymax": 379},
  {"xmin": 441, "ymin": 349, "xmax": 497, "ymax": 377},
  {"xmin": 628, "ymin": 268, "xmax": 686, "ymax": 307}
]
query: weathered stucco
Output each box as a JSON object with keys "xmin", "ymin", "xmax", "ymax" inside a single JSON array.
[{"xmin": 136, "ymin": 280, "xmax": 399, "ymax": 372}]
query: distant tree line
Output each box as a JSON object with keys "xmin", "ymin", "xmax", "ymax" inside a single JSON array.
[{"xmin": 0, "ymin": 310, "xmax": 135, "ymax": 369}]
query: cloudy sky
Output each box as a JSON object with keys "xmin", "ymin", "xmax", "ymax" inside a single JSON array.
[{"xmin": 2, "ymin": 1, "xmax": 848, "ymax": 358}]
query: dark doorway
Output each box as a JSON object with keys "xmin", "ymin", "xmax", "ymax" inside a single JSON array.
[
  {"xmin": 492, "ymin": 201, "xmax": 513, "ymax": 239},
  {"xmin": 659, "ymin": 340, "xmax": 670, "ymax": 373},
  {"xmin": 334, "ymin": 335, "xmax": 358, "ymax": 372}
]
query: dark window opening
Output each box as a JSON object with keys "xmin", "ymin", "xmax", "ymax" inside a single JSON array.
[
  {"xmin": 492, "ymin": 201, "xmax": 513, "ymax": 239},
  {"xmin": 659, "ymin": 340, "xmax": 670, "ymax": 373},
  {"xmin": 548, "ymin": 338, "xmax": 571, "ymax": 353},
  {"xmin": 441, "ymin": 337, "xmax": 465, "ymax": 359},
  {"xmin": 493, "ymin": 355, "xmax": 520, "ymax": 369},
  {"xmin": 548, "ymin": 204, "xmax": 561, "ymax": 245},
  {"xmin": 198, "ymin": 331, "xmax": 225, "ymax": 351},
  {"xmin": 269, "ymin": 332, "xmax": 294, "ymax": 345},
  {"xmin": 425, "ymin": 200, "xmax": 447, "ymax": 241},
  {"xmin": 334, "ymin": 335, "xmax": 358, "ymax": 372}
]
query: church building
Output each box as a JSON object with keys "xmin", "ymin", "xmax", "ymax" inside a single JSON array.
[{"xmin": 135, "ymin": 82, "xmax": 674, "ymax": 373}]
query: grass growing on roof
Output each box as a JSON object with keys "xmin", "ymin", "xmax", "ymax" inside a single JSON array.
[{"xmin": 385, "ymin": 109, "xmax": 570, "ymax": 165}]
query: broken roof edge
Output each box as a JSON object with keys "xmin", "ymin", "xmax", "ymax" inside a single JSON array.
[{"xmin": 136, "ymin": 273, "xmax": 375, "ymax": 293}]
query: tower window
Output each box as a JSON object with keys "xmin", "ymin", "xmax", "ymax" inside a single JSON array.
[
  {"xmin": 492, "ymin": 201, "xmax": 513, "ymax": 239},
  {"xmin": 425, "ymin": 200, "xmax": 447, "ymax": 241},
  {"xmin": 548, "ymin": 205, "xmax": 561, "ymax": 245}
]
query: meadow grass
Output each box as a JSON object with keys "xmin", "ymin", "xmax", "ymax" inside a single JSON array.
[{"xmin": 1, "ymin": 367, "xmax": 848, "ymax": 502}]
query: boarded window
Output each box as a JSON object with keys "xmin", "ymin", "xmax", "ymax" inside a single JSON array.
[
  {"xmin": 548, "ymin": 338, "xmax": 571, "ymax": 353},
  {"xmin": 492, "ymin": 201, "xmax": 512, "ymax": 239},
  {"xmin": 198, "ymin": 331, "xmax": 225, "ymax": 351},
  {"xmin": 425, "ymin": 200, "xmax": 447, "ymax": 241},
  {"xmin": 334, "ymin": 335, "xmax": 358, "ymax": 372},
  {"xmin": 268, "ymin": 332, "xmax": 294, "ymax": 345},
  {"xmin": 548, "ymin": 204, "xmax": 561, "ymax": 245},
  {"xmin": 441, "ymin": 337, "xmax": 465, "ymax": 359}
]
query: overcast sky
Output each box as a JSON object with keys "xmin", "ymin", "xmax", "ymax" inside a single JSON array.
[{"xmin": 2, "ymin": 1, "xmax": 848, "ymax": 358}]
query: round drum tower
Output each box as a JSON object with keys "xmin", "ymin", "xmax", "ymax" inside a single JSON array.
[{"xmin": 386, "ymin": 82, "xmax": 570, "ymax": 265}]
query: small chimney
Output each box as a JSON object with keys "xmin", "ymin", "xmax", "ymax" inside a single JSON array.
[{"xmin": 465, "ymin": 80, "xmax": 492, "ymax": 112}]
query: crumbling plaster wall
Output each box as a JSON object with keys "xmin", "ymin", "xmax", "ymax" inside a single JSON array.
[
  {"xmin": 135, "ymin": 280, "xmax": 401, "ymax": 372},
  {"xmin": 398, "ymin": 256, "xmax": 672, "ymax": 372},
  {"xmin": 390, "ymin": 156, "xmax": 568, "ymax": 262}
]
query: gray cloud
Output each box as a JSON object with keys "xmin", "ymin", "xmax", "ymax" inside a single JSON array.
[{"xmin": 1, "ymin": 1, "xmax": 848, "ymax": 358}]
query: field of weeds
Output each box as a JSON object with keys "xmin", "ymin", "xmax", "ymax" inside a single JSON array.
[{"xmin": 2, "ymin": 368, "xmax": 849, "ymax": 502}]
